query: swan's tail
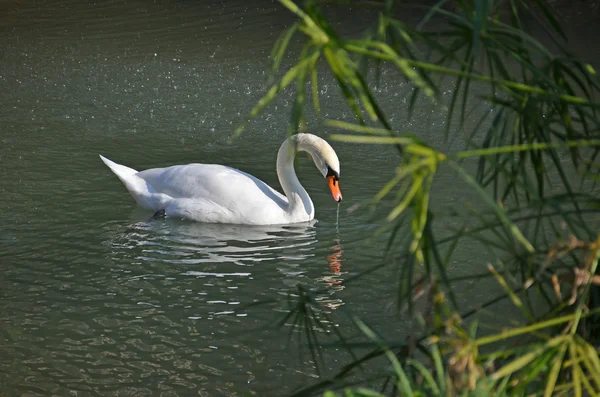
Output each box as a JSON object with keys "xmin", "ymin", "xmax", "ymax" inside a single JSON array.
[
  {"xmin": 99, "ymin": 155, "xmax": 160, "ymax": 209},
  {"xmin": 99, "ymin": 155, "xmax": 139, "ymax": 180}
]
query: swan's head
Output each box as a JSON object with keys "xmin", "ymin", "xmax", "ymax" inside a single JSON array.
[{"xmin": 293, "ymin": 133, "xmax": 342, "ymax": 202}]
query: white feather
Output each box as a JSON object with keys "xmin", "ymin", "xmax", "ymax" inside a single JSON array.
[{"xmin": 100, "ymin": 133, "xmax": 341, "ymax": 225}]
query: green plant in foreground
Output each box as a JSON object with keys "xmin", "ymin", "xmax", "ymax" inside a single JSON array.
[
  {"xmin": 281, "ymin": 235, "xmax": 600, "ymax": 396},
  {"xmin": 237, "ymin": 0, "xmax": 600, "ymax": 395}
]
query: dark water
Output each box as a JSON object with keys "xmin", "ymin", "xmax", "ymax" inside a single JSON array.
[{"xmin": 1, "ymin": 0, "xmax": 599, "ymax": 395}]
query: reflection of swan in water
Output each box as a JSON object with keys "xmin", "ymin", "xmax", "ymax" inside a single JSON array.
[
  {"xmin": 315, "ymin": 237, "xmax": 346, "ymax": 310},
  {"xmin": 102, "ymin": 218, "xmax": 322, "ymax": 321},
  {"xmin": 107, "ymin": 218, "xmax": 318, "ymax": 273},
  {"xmin": 106, "ymin": 217, "xmax": 347, "ymax": 314}
]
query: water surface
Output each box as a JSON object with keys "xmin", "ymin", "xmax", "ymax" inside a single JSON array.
[{"xmin": 2, "ymin": 0, "xmax": 599, "ymax": 395}]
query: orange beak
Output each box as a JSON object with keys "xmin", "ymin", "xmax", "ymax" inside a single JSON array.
[{"xmin": 327, "ymin": 175, "xmax": 342, "ymax": 202}]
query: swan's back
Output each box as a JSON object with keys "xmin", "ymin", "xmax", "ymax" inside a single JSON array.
[
  {"xmin": 140, "ymin": 164, "xmax": 290, "ymax": 224},
  {"xmin": 137, "ymin": 163, "xmax": 287, "ymax": 207}
]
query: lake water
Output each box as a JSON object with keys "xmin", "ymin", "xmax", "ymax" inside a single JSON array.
[{"xmin": 2, "ymin": 0, "xmax": 599, "ymax": 395}]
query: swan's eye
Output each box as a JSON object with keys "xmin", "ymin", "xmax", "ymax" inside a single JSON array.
[{"xmin": 326, "ymin": 165, "xmax": 339, "ymax": 181}]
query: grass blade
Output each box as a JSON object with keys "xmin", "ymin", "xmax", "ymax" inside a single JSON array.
[{"xmin": 448, "ymin": 160, "xmax": 534, "ymax": 253}]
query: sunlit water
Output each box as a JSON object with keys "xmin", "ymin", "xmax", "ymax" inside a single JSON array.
[{"xmin": 2, "ymin": 0, "xmax": 599, "ymax": 395}]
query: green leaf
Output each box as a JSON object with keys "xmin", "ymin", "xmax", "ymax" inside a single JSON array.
[
  {"xmin": 329, "ymin": 134, "xmax": 414, "ymax": 145},
  {"xmin": 278, "ymin": 0, "xmax": 328, "ymax": 44},
  {"xmin": 531, "ymin": 0, "xmax": 567, "ymax": 40},
  {"xmin": 311, "ymin": 67, "xmax": 320, "ymax": 116},
  {"xmin": 544, "ymin": 345, "xmax": 568, "ymax": 397},
  {"xmin": 289, "ymin": 45, "xmax": 312, "ymax": 133},
  {"xmin": 388, "ymin": 177, "xmax": 422, "ymax": 221},
  {"xmin": 474, "ymin": 313, "xmax": 582, "ymax": 347},
  {"xmin": 350, "ymin": 388, "xmax": 387, "ymax": 397},
  {"xmin": 271, "ymin": 23, "xmax": 298, "ymax": 76},
  {"xmin": 456, "ymin": 140, "xmax": 600, "ymax": 159},
  {"xmin": 585, "ymin": 63, "xmax": 597, "ymax": 75},
  {"xmin": 493, "ymin": 336, "xmax": 568, "ymax": 380},
  {"xmin": 491, "ymin": 343, "xmax": 552, "ymax": 379},
  {"xmin": 570, "ymin": 342, "xmax": 583, "ymax": 397},
  {"xmin": 324, "ymin": 120, "xmax": 389, "ymax": 135},
  {"xmin": 448, "ymin": 160, "xmax": 534, "ymax": 253},
  {"xmin": 407, "ymin": 358, "xmax": 441, "ymax": 396},
  {"xmin": 430, "ymin": 343, "xmax": 446, "ymax": 395},
  {"xmin": 487, "ymin": 263, "xmax": 534, "ymax": 321},
  {"xmin": 353, "ymin": 318, "xmax": 413, "ymax": 395},
  {"xmin": 235, "ymin": 52, "xmax": 318, "ymax": 136},
  {"xmin": 324, "ymin": 47, "xmax": 365, "ymax": 124},
  {"xmin": 577, "ymin": 343, "xmax": 600, "ymax": 389}
]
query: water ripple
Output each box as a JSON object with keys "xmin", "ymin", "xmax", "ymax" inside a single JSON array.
[{"xmin": 0, "ymin": 0, "xmax": 394, "ymax": 393}]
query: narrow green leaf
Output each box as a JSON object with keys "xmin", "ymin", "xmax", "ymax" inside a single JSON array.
[
  {"xmin": 492, "ymin": 343, "xmax": 553, "ymax": 379},
  {"xmin": 324, "ymin": 120, "xmax": 389, "ymax": 135},
  {"xmin": 337, "ymin": 51, "xmax": 379, "ymax": 121},
  {"xmin": 330, "ymin": 134, "xmax": 414, "ymax": 145},
  {"xmin": 570, "ymin": 342, "xmax": 583, "ymax": 397},
  {"xmin": 311, "ymin": 67, "xmax": 320, "ymax": 116},
  {"xmin": 407, "ymin": 358, "xmax": 441, "ymax": 396},
  {"xmin": 456, "ymin": 140, "xmax": 600, "ymax": 159},
  {"xmin": 344, "ymin": 43, "xmax": 598, "ymax": 105},
  {"xmin": 430, "ymin": 343, "xmax": 446, "ymax": 395},
  {"xmin": 472, "ymin": 0, "xmax": 485, "ymax": 58},
  {"xmin": 475, "ymin": 314, "xmax": 579, "ymax": 347},
  {"xmin": 487, "ymin": 263, "xmax": 533, "ymax": 321},
  {"xmin": 351, "ymin": 388, "xmax": 387, "ymax": 397},
  {"xmin": 271, "ymin": 24, "xmax": 298, "ymax": 76},
  {"xmin": 235, "ymin": 53, "xmax": 318, "ymax": 136},
  {"xmin": 448, "ymin": 160, "xmax": 534, "ymax": 253},
  {"xmin": 426, "ymin": 221, "xmax": 459, "ymax": 310},
  {"xmin": 404, "ymin": 144, "xmax": 437, "ymax": 157},
  {"xmin": 289, "ymin": 45, "xmax": 312, "ymax": 133},
  {"xmin": 376, "ymin": 43, "xmax": 437, "ymax": 99},
  {"xmin": 278, "ymin": 0, "xmax": 328, "ymax": 43},
  {"xmin": 580, "ymin": 372, "xmax": 598, "ymax": 397},
  {"xmin": 407, "ymin": 87, "xmax": 420, "ymax": 120},
  {"xmin": 512, "ymin": 349, "xmax": 557, "ymax": 395},
  {"xmin": 444, "ymin": 55, "xmax": 467, "ymax": 141},
  {"xmin": 396, "ymin": 158, "xmax": 433, "ymax": 180},
  {"xmin": 579, "ymin": 343, "xmax": 600, "ymax": 389},
  {"xmin": 531, "ymin": 0, "xmax": 567, "ymax": 40},
  {"xmin": 374, "ymin": 172, "xmax": 403, "ymax": 201},
  {"xmin": 353, "ymin": 318, "xmax": 413, "ymax": 395},
  {"xmin": 417, "ymin": 0, "xmax": 453, "ymax": 31},
  {"xmin": 324, "ymin": 48, "xmax": 365, "ymax": 123},
  {"xmin": 586, "ymin": 63, "xmax": 596, "ymax": 75},
  {"xmin": 383, "ymin": 216, "xmax": 407, "ymax": 258},
  {"xmin": 544, "ymin": 345, "xmax": 567, "ymax": 397},
  {"xmin": 388, "ymin": 177, "xmax": 422, "ymax": 221}
]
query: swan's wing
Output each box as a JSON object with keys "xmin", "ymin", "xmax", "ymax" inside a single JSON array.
[{"xmin": 136, "ymin": 164, "xmax": 288, "ymax": 209}]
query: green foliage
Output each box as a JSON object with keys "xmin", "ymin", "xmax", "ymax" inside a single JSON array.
[{"xmin": 238, "ymin": 0, "xmax": 600, "ymax": 395}]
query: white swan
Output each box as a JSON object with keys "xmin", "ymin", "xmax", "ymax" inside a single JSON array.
[{"xmin": 99, "ymin": 133, "xmax": 342, "ymax": 225}]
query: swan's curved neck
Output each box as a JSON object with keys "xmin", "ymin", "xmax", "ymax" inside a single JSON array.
[{"xmin": 277, "ymin": 136, "xmax": 314, "ymax": 220}]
